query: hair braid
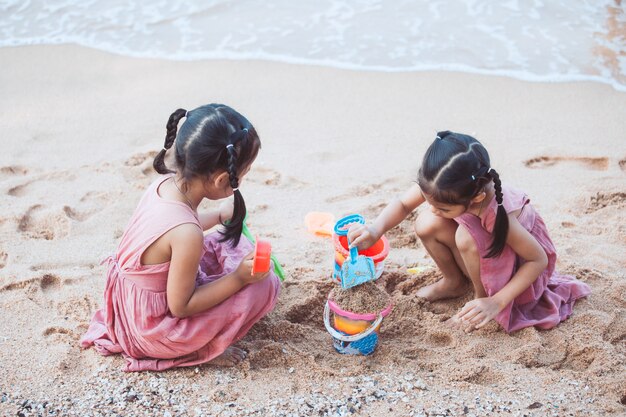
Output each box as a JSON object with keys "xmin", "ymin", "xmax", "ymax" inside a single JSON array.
[
  {"xmin": 226, "ymin": 145, "xmax": 240, "ymax": 190},
  {"xmin": 153, "ymin": 108, "xmax": 187, "ymax": 174},
  {"xmin": 220, "ymin": 133, "xmax": 247, "ymax": 246},
  {"xmin": 485, "ymin": 168, "xmax": 509, "ymax": 258}
]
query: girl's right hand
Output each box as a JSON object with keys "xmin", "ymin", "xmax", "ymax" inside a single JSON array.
[
  {"xmin": 234, "ymin": 251, "xmax": 270, "ymax": 285},
  {"xmin": 347, "ymin": 224, "xmax": 380, "ymax": 250}
]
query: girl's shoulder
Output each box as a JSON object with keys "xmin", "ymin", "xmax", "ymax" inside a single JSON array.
[
  {"xmin": 500, "ymin": 185, "xmax": 530, "ymax": 214},
  {"xmin": 481, "ymin": 184, "xmax": 531, "ymax": 232},
  {"xmin": 131, "ymin": 174, "xmax": 200, "ymax": 227}
]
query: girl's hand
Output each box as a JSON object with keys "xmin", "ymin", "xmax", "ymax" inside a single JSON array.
[
  {"xmin": 455, "ymin": 297, "xmax": 504, "ymax": 332},
  {"xmin": 347, "ymin": 224, "xmax": 380, "ymax": 250},
  {"xmin": 234, "ymin": 251, "xmax": 270, "ymax": 285}
]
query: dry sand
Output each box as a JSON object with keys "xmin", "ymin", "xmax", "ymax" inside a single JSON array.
[{"xmin": 0, "ymin": 45, "xmax": 625, "ymax": 416}]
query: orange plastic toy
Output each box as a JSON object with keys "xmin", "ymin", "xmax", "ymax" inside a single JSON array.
[
  {"xmin": 251, "ymin": 236, "xmax": 272, "ymax": 274},
  {"xmin": 304, "ymin": 212, "xmax": 335, "ymax": 237}
]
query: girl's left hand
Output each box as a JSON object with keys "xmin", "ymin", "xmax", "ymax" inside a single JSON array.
[{"xmin": 455, "ymin": 297, "xmax": 503, "ymax": 332}]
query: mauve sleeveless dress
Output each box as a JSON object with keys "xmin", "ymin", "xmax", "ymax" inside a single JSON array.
[
  {"xmin": 80, "ymin": 175, "xmax": 280, "ymax": 371},
  {"xmin": 454, "ymin": 186, "xmax": 590, "ymax": 333}
]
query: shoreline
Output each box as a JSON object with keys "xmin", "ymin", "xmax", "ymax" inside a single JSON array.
[{"xmin": 4, "ymin": 42, "xmax": 625, "ymax": 92}]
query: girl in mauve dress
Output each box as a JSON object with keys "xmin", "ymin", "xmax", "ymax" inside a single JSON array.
[
  {"xmin": 348, "ymin": 131, "xmax": 590, "ymax": 333},
  {"xmin": 80, "ymin": 104, "xmax": 280, "ymax": 371}
]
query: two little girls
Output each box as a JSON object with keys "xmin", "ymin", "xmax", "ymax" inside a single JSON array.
[{"xmin": 81, "ymin": 107, "xmax": 589, "ymax": 370}]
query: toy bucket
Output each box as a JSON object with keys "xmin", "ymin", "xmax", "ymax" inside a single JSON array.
[
  {"xmin": 251, "ymin": 237, "xmax": 272, "ymax": 274},
  {"xmin": 332, "ymin": 234, "xmax": 389, "ymax": 284},
  {"xmin": 324, "ymin": 298, "xmax": 393, "ymax": 356}
]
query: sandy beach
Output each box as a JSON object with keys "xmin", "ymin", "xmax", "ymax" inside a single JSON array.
[{"xmin": 1, "ymin": 45, "xmax": 625, "ymax": 415}]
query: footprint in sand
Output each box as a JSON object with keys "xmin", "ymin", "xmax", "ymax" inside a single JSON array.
[
  {"xmin": 7, "ymin": 170, "xmax": 76, "ymax": 197},
  {"xmin": 0, "ymin": 273, "xmax": 61, "ymax": 293},
  {"xmin": 0, "ymin": 251, "xmax": 7, "ymax": 269},
  {"xmin": 18, "ymin": 205, "xmax": 71, "ymax": 240},
  {"xmin": 584, "ymin": 192, "xmax": 626, "ymax": 213},
  {"xmin": 619, "ymin": 158, "xmax": 626, "ymax": 172},
  {"xmin": 524, "ymin": 156, "xmax": 609, "ymax": 170},
  {"xmin": 62, "ymin": 204, "xmax": 101, "ymax": 222},
  {"xmin": 425, "ymin": 329, "xmax": 455, "ymax": 347},
  {"xmin": 325, "ymin": 180, "xmax": 403, "ymax": 203},
  {"xmin": 124, "ymin": 151, "xmax": 159, "ymax": 177},
  {"xmin": 0, "ymin": 165, "xmax": 29, "ymax": 177},
  {"xmin": 8, "ymin": 182, "xmax": 29, "ymax": 197},
  {"xmin": 248, "ymin": 166, "xmax": 282, "ymax": 186},
  {"xmin": 43, "ymin": 326, "xmax": 79, "ymax": 344},
  {"xmin": 2, "ymin": 166, "xmax": 30, "ymax": 196}
]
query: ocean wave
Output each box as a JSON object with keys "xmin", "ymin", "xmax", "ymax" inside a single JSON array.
[{"xmin": 1, "ymin": 0, "xmax": 624, "ymax": 91}]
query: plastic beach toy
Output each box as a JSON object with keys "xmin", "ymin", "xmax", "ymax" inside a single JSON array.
[
  {"xmin": 324, "ymin": 297, "xmax": 393, "ymax": 356},
  {"xmin": 241, "ymin": 213, "xmax": 285, "ymax": 281},
  {"xmin": 333, "ymin": 214, "xmax": 388, "ymax": 288},
  {"xmin": 251, "ymin": 236, "xmax": 272, "ymax": 274},
  {"xmin": 407, "ymin": 265, "xmax": 432, "ymax": 274},
  {"xmin": 304, "ymin": 212, "xmax": 335, "ymax": 237},
  {"xmin": 340, "ymin": 238, "xmax": 376, "ymax": 289}
]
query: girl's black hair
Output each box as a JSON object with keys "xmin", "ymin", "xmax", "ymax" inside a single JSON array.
[
  {"xmin": 153, "ymin": 104, "xmax": 260, "ymax": 246},
  {"xmin": 417, "ymin": 131, "xmax": 508, "ymax": 258}
]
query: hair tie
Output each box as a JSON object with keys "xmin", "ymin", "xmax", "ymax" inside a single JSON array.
[
  {"xmin": 471, "ymin": 175, "xmax": 476, "ymax": 181},
  {"xmin": 226, "ymin": 144, "xmax": 235, "ymax": 150},
  {"xmin": 487, "ymin": 167, "xmax": 493, "ymax": 173},
  {"xmin": 243, "ymin": 128, "xmax": 249, "ymax": 133},
  {"xmin": 497, "ymin": 203, "xmax": 503, "ymax": 206},
  {"xmin": 185, "ymin": 111, "xmax": 188, "ymax": 118},
  {"xmin": 436, "ymin": 136, "xmax": 442, "ymax": 140}
]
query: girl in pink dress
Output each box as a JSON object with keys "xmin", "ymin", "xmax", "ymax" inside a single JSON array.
[
  {"xmin": 348, "ymin": 131, "xmax": 590, "ymax": 333},
  {"xmin": 80, "ymin": 104, "xmax": 281, "ymax": 371}
]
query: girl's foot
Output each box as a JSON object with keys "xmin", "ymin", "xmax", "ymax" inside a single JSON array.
[
  {"xmin": 416, "ymin": 277, "xmax": 469, "ymax": 301},
  {"xmin": 209, "ymin": 346, "xmax": 247, "ymax": 367}
]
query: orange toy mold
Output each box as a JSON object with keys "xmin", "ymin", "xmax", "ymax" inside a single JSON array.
[{"xmin": 251, "ymin": 237, "xmax": 272, "ymax": 274}]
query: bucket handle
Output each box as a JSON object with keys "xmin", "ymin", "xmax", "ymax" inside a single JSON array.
[
  {"xmin": 323, "ymin": 301, "xmax": 383, "ymax": 342},
  {"xmin": 333, "ymin": 214, "xmax": 365, "ymax": 236}
]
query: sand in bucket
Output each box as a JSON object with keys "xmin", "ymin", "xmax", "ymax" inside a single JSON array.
[{"xmin": 325, "ymin": 282, "xmax": 393, "ymax": 356}]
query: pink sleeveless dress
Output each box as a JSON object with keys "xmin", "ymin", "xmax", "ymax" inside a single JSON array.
[
  {"xmin": 454, "ymin": 186, "xmax": 590, "ymax": 333},
  {"xmin": 80, "ymin": 175, "xmax": 281, "ymax": 371}
]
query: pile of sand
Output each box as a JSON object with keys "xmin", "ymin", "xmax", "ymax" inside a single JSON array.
[{"xmin": 329, "ymin": 281, "xmax": 391, "ymax": 314}]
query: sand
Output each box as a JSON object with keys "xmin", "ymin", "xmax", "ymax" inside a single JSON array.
[
  {"xmin": 330, "ymin": 282, "xmax": 391, "ymax": 314},
  {"xmin": 0, "ymin": 45, "xmax": 625, "ymax": 416}
]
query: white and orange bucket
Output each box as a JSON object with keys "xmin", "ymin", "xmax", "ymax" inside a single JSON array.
[{"xmin": 324, "ymin": 297, "xmax": 393, "ymax": 356}]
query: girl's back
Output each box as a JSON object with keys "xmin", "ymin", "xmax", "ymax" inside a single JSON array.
[{"xmin": 80, "ymin": 104, "xmax": 280, "ymax": 371}]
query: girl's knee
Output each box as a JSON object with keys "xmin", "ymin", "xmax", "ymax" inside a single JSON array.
[
  {"xmin": 455, "ymin": 226, "xmax": 477, "ymax": 254},
  {"xmin": 414, "ymin": 210, "xmax": 454, "ymax": 240}
]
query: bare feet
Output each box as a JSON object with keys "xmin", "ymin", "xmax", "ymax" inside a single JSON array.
[
  {"xmin": 416, "ymin": 277, "xmax": 469, "ymax": 301},
  {"xmin": 209, "ymin": 346, "xmax": 247, "ymax": 367}
]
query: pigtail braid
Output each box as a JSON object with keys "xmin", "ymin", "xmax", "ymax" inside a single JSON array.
[
  {"xmin": 220, "ymin": 139, "xmax": 246, "ymax": 246},
  {"xmin": 153, "ymin": 108, "xmax": 187, "ymax": 174},
  {"xmin": 485, "ymin": 168, "xmax": 509, "ymax": 258}
]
